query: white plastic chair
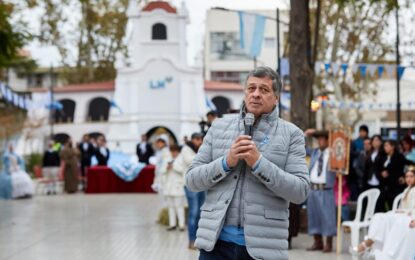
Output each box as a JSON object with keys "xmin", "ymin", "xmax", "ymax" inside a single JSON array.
[
  {"xmin": 342, "ymin": 188, "xmax": 380, "ymax": 251},
  {"xmin": 392, "ymin": 192, "xmax": 404, "ymax": 211}
]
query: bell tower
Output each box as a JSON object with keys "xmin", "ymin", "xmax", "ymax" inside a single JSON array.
[{"xmin": 108, "ymin": 1, "xmax": 206, "ymax": 152}]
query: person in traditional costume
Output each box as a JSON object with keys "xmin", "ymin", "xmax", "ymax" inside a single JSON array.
[
  {"xmin": 351, "ymin": 166, "xmax": 415, "ymax": 259},
  {"xmin": 0, "ymin": 169, "xmax": 12, "ymax": 199},
  {"xmin": 59, "ymin": 138, "xmax": 79, "ymax": 193},
  {"xmin": 2, "ymin": 142, "xmax": 34, "ymax": 199},
  {"xmin": 307, "ymin": 130, "xmax": 337, "ymax": 253}
]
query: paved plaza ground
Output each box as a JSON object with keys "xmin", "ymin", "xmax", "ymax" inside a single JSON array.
[{"xmin": 0, "ymin": 194, "xmax": 353, "ymax": 260}]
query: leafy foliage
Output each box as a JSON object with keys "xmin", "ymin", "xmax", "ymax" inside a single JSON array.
[
  {"xmin": 24, "ymin": 152, "xmax": 43, "ymax": 175},
  {"xmin": 312, "ymin": 0, "xmax": 399, "ymax": 127},
  {"xmin": 0, "ymin": 2, "xmax": 36, "ymax": 76},
  {"xmin": 12, "ymin": 0, "xmax": 133, "ymax": 84}
]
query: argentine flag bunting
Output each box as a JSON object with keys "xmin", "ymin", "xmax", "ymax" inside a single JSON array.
[
  {"xmin": 205, "ymin": 96, "xmax": 217, "ymax": 111},
  {"xmin": 238, "ymin": 11, "xmax": 266, "ymax": 58}
]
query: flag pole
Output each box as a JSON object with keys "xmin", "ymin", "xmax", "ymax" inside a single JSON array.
[
  {"xmin": 49, "ymin": 65, "xmax": 55, "ymax": 139},
  {"xmin": 336, "ymin": 172, "xmax": 343, "ymax": 254}
]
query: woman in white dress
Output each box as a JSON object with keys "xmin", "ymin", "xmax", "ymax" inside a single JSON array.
[
  {"xmin": 352, "ymin": 166, "xmax": 415, "ymax": 259},
  {"xmin": 152, "ymin": 135, "xmax": 172, "ymax": 193},
  {"xmin": 3, "ymin": 143, "xmax": 34, "ymax": 199}
]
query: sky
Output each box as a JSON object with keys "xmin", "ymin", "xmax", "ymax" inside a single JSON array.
[
  {"xmin": 22, "ymin": 0, "xmax": 289, "ymax": 68},
  {"xmin": 20, "ymin": 0, "xmax": 414, "ymax": 67}
]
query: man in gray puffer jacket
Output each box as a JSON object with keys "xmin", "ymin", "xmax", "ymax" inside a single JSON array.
[{"xmin": 186, "ymin": 66, "xmax": 310, "ymax": 260}]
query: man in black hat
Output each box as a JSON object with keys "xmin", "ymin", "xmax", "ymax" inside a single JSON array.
[{"xmin": 306, "ymin": 130, "xmax": 337, "ymax": 253}]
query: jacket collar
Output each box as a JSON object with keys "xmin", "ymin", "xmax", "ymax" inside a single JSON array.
[{"xmin": 239, "ymin": 102, "xmax": 279, "ymax": 125}]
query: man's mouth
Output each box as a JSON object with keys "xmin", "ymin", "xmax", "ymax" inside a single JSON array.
[{"xmin": 250, "ymin": 102, "xmax": 262, "ymax": 106}]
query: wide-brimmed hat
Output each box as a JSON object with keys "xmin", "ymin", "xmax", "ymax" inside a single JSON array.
[{"xmin": 312, "ymin": 130, "xmax": 329, "ymax": 138}]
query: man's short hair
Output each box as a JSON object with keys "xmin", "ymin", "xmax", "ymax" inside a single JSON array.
[
  {"xmin": 191, "ymin": 132, "xmax": 204, "ymax": 140},
  {"xmin": 359, "ymin": 125, "xmax": 369, "ymax": 134},
  {"xmin": 206, "ymin": 111, "xmax": 217, "ymax": 117},
  {"xmin": 245, "ymin": 66, "xmax": 282, "ymax": 96}
]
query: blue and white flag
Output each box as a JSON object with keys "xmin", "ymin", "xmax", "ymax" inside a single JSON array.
[
  {"xmin": 0, "ymin": 82, "xmax": 6, "ymax": 97},
  {"xmin": 110, "ymin": 99, "xmax": 123, "ymax": 114},
  {"xmin": 45, "ymin": 101, "xmax": 63, "ymax": 110},
  {"xmin": 238, "ymin": 11, "xmax": 266, "ymax": 58},
  {"xmin": 280, "ymin": 58, "xmax": 290, "ymax": 77},
  {"xmin": 205, "ymin": 96, "xmax": 217, "ymax": 111}
]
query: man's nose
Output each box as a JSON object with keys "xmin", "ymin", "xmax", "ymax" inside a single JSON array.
[{"xmin": 252, "ymin": 89, "xmax": 261, "ymax": 97}]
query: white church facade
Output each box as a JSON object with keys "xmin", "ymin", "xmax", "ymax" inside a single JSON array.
[{"xmin": 24, "ymin": 1, "xmax": 244, "ymax": 154}]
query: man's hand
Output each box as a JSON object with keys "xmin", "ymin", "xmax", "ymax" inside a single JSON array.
[
  {"xmin": 381, "ymin": 170, "xmax": 389, "ymax": 178},
  {"xmin": 226, "ymin": 135, "xmax": 260, "ymax": 168}
]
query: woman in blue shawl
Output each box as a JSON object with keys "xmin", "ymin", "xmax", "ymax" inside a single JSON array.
[{"xmin": 1, "ymin": 142, "xmax": 34, "ymax": 199}]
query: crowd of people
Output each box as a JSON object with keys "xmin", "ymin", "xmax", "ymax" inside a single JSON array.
[
  {"xmin": 147, "ymin": 68, "xmax": 415, "ymax": 258},
  {"xmin": 1, "ymin": 65, "xmax": 414, "ymax": 259},
  {"xmin": 149, "ymin": 132, "xmax": 206, "ymax": 250},
  {"xmin": 301, "ymin": 124, "xmax": 415, "ymax": 257},
  {"xmin": 0, "ymin": 134, "xmax": 111, "ymax": 198},
  {"xmin": 350, "ymin": 125, "xmax": 414, "ymax": 211}
]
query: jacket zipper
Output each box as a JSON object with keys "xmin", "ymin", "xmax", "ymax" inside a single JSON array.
[{"xmin": 237, "ymin": 161, "xmax": 247, "ymax": 228}]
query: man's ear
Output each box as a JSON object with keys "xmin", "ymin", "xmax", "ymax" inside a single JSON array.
[{"xmin": 275, "ymin": 95, "xmax": 279, "ymax": 104}]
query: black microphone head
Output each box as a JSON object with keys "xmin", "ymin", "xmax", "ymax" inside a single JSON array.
[{"xmin": 244, "ymin": 113, "xmax": 255, "ymax": 126}]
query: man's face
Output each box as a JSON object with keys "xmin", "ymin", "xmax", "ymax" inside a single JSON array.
[
  {"xmin": 244, "ymin": 76, "xmax": 278, "ymax": 118},
  {"xmin": 97, "ymin": 137, "xmax": 104, "ymax": 146},
  {"xmin": 141, "ymin": 135, "xmax": 147, "ymax": 142},
  {"xmin": 192, "ymin": 137, "xmax": 203, "ymax": 149},
  {"xmin": 83, "ymin": 135, "xmax": 89, "ymax": 142},
  {"xmin": 207, "ymin": 115, "xmax": 216, "ymax": 124},
  {"xmin": 318, "ymin": 136, "xmax": 328, "ymax": 149},
  {"xmin": 363, "ymin": 139, "xmax": 371, "ymax": 152},
  {"xmin": 359, "ymin": 130, "xmax": 368, "ymax": 139}
]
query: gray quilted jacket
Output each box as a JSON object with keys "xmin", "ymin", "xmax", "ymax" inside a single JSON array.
[{"xmin": 186, "ymin": 106, "xmax": 310, "ymax": 260}]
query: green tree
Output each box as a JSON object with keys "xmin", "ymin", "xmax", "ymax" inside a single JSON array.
[
  {"xmin": 314, "ymin": 0, "xmax": 400, "ymax": 128},
  {"xmin": 288, "ymin": 0, "xmax": 402, "ymax": 129},
  {"xmin": 0, "ymin": 2, "xmax": 36, "ymax": 79},
  {"xmin": 15, "ymin": 0, "xmax": 137, "ymax": 84}
]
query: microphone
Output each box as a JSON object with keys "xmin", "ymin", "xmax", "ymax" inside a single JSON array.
[
  {"xmin": 244, "ymin": 113, "xmax": 255, "ymax": 137},
  {"xmin": 239, "ymin": 113, "xmax": 255, "ymax": 172}
]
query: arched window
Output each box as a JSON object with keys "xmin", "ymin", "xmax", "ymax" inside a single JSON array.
[
  {"xmin": 53, "ymin": 133, "xmax": 70, "ymax": 144},
  {"xmin": 212, "ymin": 96, "xmax": 231, "ymax": 117},
  {"xmin": 87, "ymin": 97, "xmax": 110, "ymax": 122},
  {"xmin": 152, "ymin": 23, "xmax": 167, "ymax": 40},
  {"xmin": 54, "ymin": 99, "xmax": 76, "ymax": 123}
]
